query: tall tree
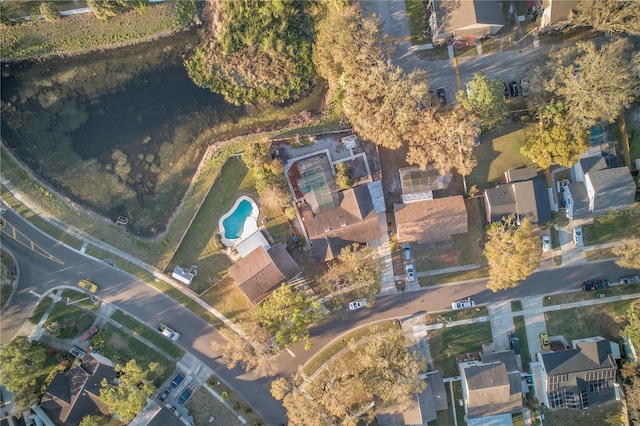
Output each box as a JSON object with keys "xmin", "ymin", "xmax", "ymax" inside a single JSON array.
[
  {"xmin": 100, "ymin": 360, "xmax": 162, "ymax": 422},
  {"xmin": 321, "ymin": 244, "xmax": 381, "ymax": 302},
  {"xmin": 257, "ymin": 284, "xmax": 324, "ymax": 349},
  {"xmin": 186, "ymin": 0, "xmax": 316, "ymax": 105},
  {"xmin": 521, "ymin": 100, "xmax": 590, "ymax": 168},
  {"xmin": 212, "ymin": 333, "xmax": 276, "ymax": 378},
  {"xmin": 406, "ymin": 106, "xmax": 479, "ymax": 193},
  {"xmin": 0, "ymin": 337, "xmax": 47, "ymax": 411},
  {"xmin": 541, "ymin": 39, "xmax": 639, "ymax": 131},
  {"xmin": 573, "ymin": 0, "xmax": 640, "ymax": 35},
  {"xmin": 484, "ymin": 215, "xmax": 542, "ymax": 292},
  {"xmin": 613, "ymin": 238, "xmax": 640, "ymax": 269},
  {"xmin": 456, "ymin": 72, "xmax": 509, "ymax": 129}
]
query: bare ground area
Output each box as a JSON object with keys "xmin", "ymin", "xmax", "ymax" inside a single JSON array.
[
  {"xmin": 186, "ymin": 379, "xmax": 265, "ymax": 426},
  {"xmin": 541, "ymin": 400, "xmax": 621, "ymax": 426}
]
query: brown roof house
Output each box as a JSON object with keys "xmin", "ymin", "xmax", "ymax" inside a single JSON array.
[
  {"xmin": 430, "ymin": 0, "xmax": 504, "ymax": 44},
  {"xmin": 394, "ymin": 195, "xmax": 468, "ymax": 244},
  {"xmin": 536, "ymin": 337, "xmax": 618, "ymax": 409},
  {"xmin": 304, "ymin": 185, "xmax": 381, "ymax": 262},
  {"xmin": 40, "ymin": 355, "xmax": 116, "ymax": 426},
  {"xmin": 460, "ymin": 350, "xmax": 522, "ymax": 423},
  {"xmin": 229, "ymin": 243, "xmax": 302, "ymax": 303}
]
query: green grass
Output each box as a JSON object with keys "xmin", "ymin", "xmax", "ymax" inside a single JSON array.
[
  {"xmin": 404, "ymin": 0, "xmax": 428, "ymax": 44},
  {"xmin": 428, "ymin": 322, "xmax": 493, "ymax": 377},
  {"xmin": 426, "ymin": 306, "xmax": 489, "ymax": 325},
  {"xmin": 419, "ymin": 266, "xmax": 490, "ymax": 286},
  {"xmin": 452, "ymin": 381, "xmax": 466, "ymax": 424},
  {"xmin": 512, "ymin": 412, "xmax": 525, "ymax": 426},
  {"xmin": 97, "ymin": 323, "xmax": 174, "ymax": 374},
  {"xmin": 582, "ymin": 205, "xmax": 640, "ymax": 244},
  {"xmin": 467, "ymin": 123, "xmax": 534, "ymax": 190},
  {"xmin": 625, "ymin": 106, "xmax": 640, "ymax": 162},
  {"xmin": 60, "ymin": 289, "xmax": 100, "ymax": 310},
  {"xmin": 511, "ymin": 300, "xmax": 523, "ymax": 312},
  {"xmin": 513, "ymin": 315, "xmax": 531, "ymax": 369},
  {"xmin": 414, "ymin": 46, "xmax": 450, "ymax": 61},
  {"xmin": 29, "ymin": 296, "xmax": 53, "ymax": 324},
  {"xmin": 585, "ymin": 247, "xmax": 616, "ymax": 261},
  {"xmin": 302, "ymin": 321, "xmax": 399, "ymax": 377},
  {"xmin": 111, "ymin": 310, "xmax": 184, "ymax": 359},
  {"xmin": 199, "ymin": 276, "xmax": 258, "ymax": 332},
  {"xmin": 550, "ymin": 226, "xmax": 560, "ymax": 250},
  {"xmin": 45, "ymin": 302, "xmax": 95, "ymax": 339},
  {"xmin": 545, "ymin": 299, "xmax": 638, "ymax": 343},
  {"xmin": 543, "ymin": 283, "xmax": 640, "ymax": 306}
]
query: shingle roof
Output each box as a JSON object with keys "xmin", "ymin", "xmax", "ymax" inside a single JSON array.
[
  {"xmin": 481, "ymin": 351, "xmax": 519, "ymax": 373},
  {"xmin": 541, "ymin": 340, "xmax": 615, "ymax": 376},
  {"xmin": 463, "ymin": 362, "xmax": 522, "ymax": 418},
  {"xmin": 587, "ymin": 167, "xmax": 636, "ymax": 213},
  {"xmin": 394, "ymin": 195, "xmax": 468, "ymax": 244},
  {"xmin": 506, "ymin": 167, "xmax": 538, "ymax": 183},
  {"xmin": 432, "ymin": 0, "xmax": 504, "ymax": 36},
  {"xmin": 485, "ymin": 180, "xmax": 550, "ymax": 224}
]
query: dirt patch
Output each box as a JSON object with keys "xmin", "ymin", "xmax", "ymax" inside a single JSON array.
[
  {"xmin": 542, "ymin": 400, "xmax": 620, "ymax": 426},
  {"xmin": 185, "ymin": 387, "xmax": 246, "ymax": 426},
  {"xmin": 107, "ymin": 332, "xmax": 130, "ymax": 351}
]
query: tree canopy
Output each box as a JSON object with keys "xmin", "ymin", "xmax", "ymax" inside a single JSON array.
[
  {"xmin": 186, "ymin": 0, "xmax": 316, "ymax": 105},
  {"xmin": 613, "ymin": 238, "xmax": 640, "ymax": 269},
  {"xmin": 456, "ymin": 72, "xmax": 509, "ymax": 129},
  {"xmin": 0, "ymin": 337, "xmax": 48, "ymax": 411},
  {"xmin": 99, "ymin": 359, "xmax": 162, "ymax": 422},
  {"xmin": 573, "ymin": 0, "xmax": 640, "ymax": 35},
  {"xmin": 257, "ymin": 283, "xmax": 324, "ymax": 349},
  {"xmin": 521, "ymin": 100, "xmax": 589, "ymax": 168},
  {"xmin": 321, "ymin": 244, "xmax": 381, "ymax": 302},
  {"xmin": 484, "ymin": 215, "xmax": 542, "ymax": 292}
]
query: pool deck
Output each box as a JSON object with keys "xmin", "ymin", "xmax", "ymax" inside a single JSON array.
[{"xmin": 219, "ymin": 196, "xmax": 259, "ymax": 247}]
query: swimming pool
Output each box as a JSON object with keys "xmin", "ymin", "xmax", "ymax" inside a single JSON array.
[{"xmin": 219, "ymin": 196, "xmax": 259, "ymax": 246}]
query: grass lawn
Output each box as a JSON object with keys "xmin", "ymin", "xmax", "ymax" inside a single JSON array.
[
  {"xmin": 584, "ymin": 247, "xmax": 616, "ymax": 261},
  {"xmin": 467, "ymin": 123, "xmax": 534, "ymax": 190},
  {"xmin": 29, "ymin": 296, "xmax": 53, "ymax": 324},
  {"xmin": 511, "ymin": 300, "xmax": 523, "ymax": 312},
  {"xmin": 418, "ymin": 266, "xmax": 490, "ymax": 286},
  {"xmin": 60, "ymin": 289, "xmax": 100, "ymax": 311},
  {"xmin": 428, "ymin": 322, "xmax": 493, "ymax": 377},
  {"xmin": 582, "ymin": 205, "xmax": 640, "ymax": 244},
  {"xmin": 45, "ymin": 302, "xmax": 95, "ymax": 339},
  {"xmin": 513, "ymin": 315, "xmax": 531, "ymax": 369},
  {"xmin": 97, "ymin": 323, "xmax": 174, "ymax": 374},
  {"xmin": 414, "ymin": 197, "xmax": 486, "ymax": 271},
  {"xmin": 199, "ymin": 276, "xmax": 259, "ymax": 334},
  {"xmin": 541, "ymin": 401, "xmax": 621, "ymax": 426},
  {"xmin": 425, "ymin": 306, "xmax": 489, "ymax": 325},
  {"xmin": 404, "ymin": 0, "xmax": 428, "ymax": 45},
  {"xmin": 110, "ymin": 310, "xmax": 184, "ymax": 359},
  {"xmin": 545, "ymin": 299, "xmax": 638, "ymax": 343},
  {"xmin": 452, "ymin": 381, "xmax": 466, "ymax": 424},
  {"xmin": 188, "ymin": 378, "xmax": 264, "ymax": 426},
  {"xmin": 543, "ymin": 283, "xmax": 640, "ymax": 306}
]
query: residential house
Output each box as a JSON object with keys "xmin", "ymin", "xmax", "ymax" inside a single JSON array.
[
  {"xmin": 429, "ymin": 0, "xmax": 504, "ymax": 45},
  {"xmin": 505, "ymin": 167, "xmax": 538, "ymax": 183},
  {"xmin": 484, "ymin": 180, "xmax": 551, "ymax": 225},
  {"xmin": 40, "ymin": 355, "xmax": 116, "ymax": 426},
  {"xmin": 130, "ymin": 400, "xmax": 184, "ymax": 426},
  {"xmin": 304, "ymin": 185, "xmax": 381, "ymax": 262},
  {"xmin": 537, "ymin": 337, "xmax": 617, "ymax": 409},
  {"xmin": 564, "ymin": 156, "xmax": 636, "ymax": 220},
  {"xmin": 394, "ymin": 195, "xmax": 468, "ymax": 244},
  {"xmin": 228, "ymin": 243, "xmax": 301, "ymax": 303},
  {"xmin": 460, "ymin": 350, "xmax": 522, "ymax": 424},
  {"xmin": 537, "ymin": 0, "xmax": 580, "ymax": 32}
]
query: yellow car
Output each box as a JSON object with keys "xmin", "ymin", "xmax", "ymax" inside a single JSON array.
[
  {"xmin": 78, "ymin": 279, "xmax": 98, "ymax": 293},
  {"xmin": 540, "ymin": 332, "xmax": 550, "ymax": 351}
]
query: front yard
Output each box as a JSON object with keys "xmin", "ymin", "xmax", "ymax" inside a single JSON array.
[
  {"xmin": 583, "ymin": 204, "xmax": 640, "ymax": 245},
  {"xmin": 428, "ymin": 321, "xmax": 493, "ymax": 377}
]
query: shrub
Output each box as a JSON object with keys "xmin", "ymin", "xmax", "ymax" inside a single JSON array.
[{"xmin": 39, "ymin": 2, "xmax": 60, "ymax": 21}]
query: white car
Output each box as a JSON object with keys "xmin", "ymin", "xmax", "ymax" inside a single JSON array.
[
  {"xmin": 403, "ymin": 243, "xmax": 411, "ymax": 261},
  {"xmin": 159, "ymin": 324, "xmax": 180, "ymax": 341},
  {"xmin": 620, "ymin": 276, "xmax": 640, "ymax": 285},
  {"xmin": 451, "ymin": 299, "xmax": 475, "ymax": 310},
  {"xmin": 348, "ymin": 299, "xmax": 367, "ymax": 310},
  {"xmin": 405, "ymin": 264, "xmax": 415, "ymax": 282},
  {"xmin": 542, "ymin": 236, "xmax": 551, "ymax": 252}
]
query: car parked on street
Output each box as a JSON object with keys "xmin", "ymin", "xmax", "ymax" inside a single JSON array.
[
  {"xmin": 620, "ymin": 276, "xmax": 640, "ymax": 284},
  {"xmin": 540, "ymin": 332, "xmax": 550, "ymax": 351},
  {"xmin": 178, "ymin": 388, "xmax": 192, "ymax": 405},
  {"xmin": 159, "ymin": 324, "xmax": 180, "ymax": 341},
  {"xmin": 436, "ymin": 87, "xmax": 447, "ymax": 105},
  {"xmin": 582, "ymin": 279, "xmax": 609, "ymax": 291},
  {"xmin": 520, "ymin": 78, "xmax": 529, "ymax": 97},
  {"xmin": 170, "ymin": 373, "xmax": 185, "ymax": 388},
  {"xmin": 509, "ymin": 80, "xmax": 519, "ymax": 97},
  {"xmin": 451, "ymin": 298, "xmax": 475, "ymax": 310},
  {"xmin": 502, "ymin": 82, "xmax": 510, "ymax": 98},
  {"xmin": 405, "ymin": 264, "xmax": 415, "ymax": 282},
  {"xmin": 348, "ymin": 299, "xmax": 367, "ymax": 310},
  {"xmin": 81, "ymin": 326, "xmax": 98, "ymax": 341}
]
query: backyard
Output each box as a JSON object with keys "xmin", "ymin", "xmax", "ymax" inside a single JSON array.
[
  {"xmin": 582, "ymin": 204, "xmax": 640, "ymax": 245},
  {"xmin": 428, "ymin": 322, "xmax": 493, "ymax": 377}
]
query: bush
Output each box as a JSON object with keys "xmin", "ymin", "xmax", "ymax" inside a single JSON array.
[{"xmin": 39, "ymin": 2, "xmax": 60, "ymax": 22}]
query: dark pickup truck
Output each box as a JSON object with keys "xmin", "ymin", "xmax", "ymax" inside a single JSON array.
[{"xmin": 582, "ymin": 280, "xmax": 609, "ymax": 291}]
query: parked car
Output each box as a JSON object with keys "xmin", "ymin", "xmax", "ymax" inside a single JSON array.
[
  {"xmin": 520, "ymin": 78, "xmax": 529, "ymax": 97},
  {"xmin": 620, "ymin": 276, "xmax": 640, "ymax": 284},
  {"xmin": 502, "ymin": 82, "xmax": 510, "ymax": 98},
  {"xmin": 509, "ymin": 80, "xmax": 519, "ymax": 97},
  {"xmin": 451, "ymin": 298, "xmax": 475, "ymax": 310},
  {"xmin": 348, "ymin": 299, "xmax": 367, "ymax": 310},
  {"xmin": 582, "ymin": 279, "xmax": 609, "ymax": 291},
  {"xmin": 69, "ymin": 345, "xmax": 86, "ymax": 359},
  {"xmin": 81, "ymin": 326, "xmax": 98, "ymax": 341},
  {"xmin": 542, "ymin": 236, "xmax": 551, "ymax": 252},
  {"xmin": 403, "ymin": 243, "xmax": 411, "ymax": 261},
  {"xmin": 539, "ymin": 332, "xmax": 550, "ymax": 351},
  {"xmin": 405, "ymin": 264, "xmax": 415, "ymax": 282},
  {"xmin": 158, "ymin": 388, "xmax": 170, "ymax": 402},
  {"xmin": 159, "ymin": 324, "xmax": 180, "ymax": 341},
  {"xmin": 78, "ymin": 279, "xmax": 98, "ymax": 293},
  {"xmin": 508, "ymin": 332, "xmax": 521, "ymax": 355},
  {"xmin": 573, "ymin": 227, "xmax": 583, "ymax": 246},
  {"xmin": 436, "ymin": 87, "xmax": 447, "ymax": 105},
  {"xmin": 170, "ymin": 373, "xmax": 185, "ymax": 388},
  {"xmin": 178, "ymin": 388, "xmax": 192, "ymax": 405}
]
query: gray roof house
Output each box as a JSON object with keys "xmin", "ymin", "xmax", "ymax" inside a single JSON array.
[
  {"xmin": 537, "ymin": 337, "xmax": 617, "ymax": 409},
  {"xmin": 565, "ymin": 156, "xmax": 636, "ymax": 219},
  {"xmin": 484, "ymin": 180, "xmax": 551, "ymax": 225},
  {"xmin": 460, "ymin": 350, "xmax": 522, "ymax": 423},
  {"xmin": 430, "ymin": 0, "xmax": 504, "ymax": 44}
]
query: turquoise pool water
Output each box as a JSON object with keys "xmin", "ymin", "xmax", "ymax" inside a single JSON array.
[{"xmin": 222, "ymin": 199, "xmax": 253, "ymax": 239}]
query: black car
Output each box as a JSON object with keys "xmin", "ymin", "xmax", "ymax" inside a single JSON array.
[
  {"xmin": 502, "ymin": 82, "xmax": 510, "ymax": 99},
  {"xmin": 436, "ymin": 87, "xmax": 447, "ymax": 105},
  {"xmin": 508, "ymin": 332, "xmax": 521, "ymax": 355},
  {"xmin": 509, "ymin": 80, "xmax": 519, "ymax": 97},
  {"xmin": 582, "ymin": 279, "xmax": 609, "ymax": 291}
]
